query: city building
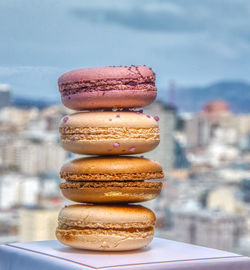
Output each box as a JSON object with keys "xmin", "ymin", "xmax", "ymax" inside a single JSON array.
[
  {"xmin": 203, "ymin": 100, "xmax": 230, "ymax": 115},
  {"xmin": 174, "ymin": 140, "xmax": 190, "ymax": 168},
  {"xmin": 144, "ymin": 101, "xmax": 177, "ymax": 170},
  {"xmin": 0, "ymin": 173, "xmax": 61, "ymax": 210},
  {"xmin": 19, "ymin": 207, "xmax": 60, "ymax": 242},
  {"xmin": 0, "ymin": 211, "xmax": 19, "ymax": 244},
  {"xmin": 18, "ymin": 139, "xmax": 66, "ymax": 176},
  {"xmin": 0, "ymin": 84, "xmax": 11, "ymax": 109},
  {"xmin": 0, "ymin": 174, "xmax": 40, "ymax": 209},
  {"xmin": 236, "ymin": 115, "xmax": 250, "ymax": 136},
  {"xmin": 201, "ymin": 100, "xmax": 237, "ymax": 130},
  {"xmin": 207, "ymin": 187, "xmax": 242, "ymax": 213},
  {"xmin": 186, "ymin": 115, "xmax": 211, "ymax": 147},
  {"xmin": 41, "ymin": 104, "xmax": 69, "ymax": 131},
  {"xmin": 0, "ymin": 136, "xmax": 67, "ymax": 175},
  {"xmin": 0, "ymin": 107, "xmax": 39, "ymax": 129},
  {"xmin": 185, "ymin": 100, "xmax": 246, "ymax": 148},
  {"xmin": 240, "ymin": 178, "xmax": 250, "ymax": 203},
  {"xmin": 172, "ymin": 210, "xmax": 246, "ymax": 251}
]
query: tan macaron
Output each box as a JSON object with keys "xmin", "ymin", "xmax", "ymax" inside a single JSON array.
[
  {"xmin": 56, "ymin": 204, "xmax": 156, "ymax": 251},
  {"xmin": 60, "ymin": 156, "xmax": 164, "ymax": 203},
  {"xmin": 59, "ymin": 111, "xmax": 160, "ymax": 155}
]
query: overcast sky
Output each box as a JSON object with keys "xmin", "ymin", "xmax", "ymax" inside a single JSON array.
[{"xmin": 1, "ymin": 0, "xmax": 250, "ymax": 100}]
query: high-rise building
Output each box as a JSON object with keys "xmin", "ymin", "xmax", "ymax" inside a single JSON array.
[
  {"xmin": 186, "ymin": 115, "xmax": 211, "ymax": 147},
  {"xmin": 0, "ymin": 84, "xmax": 11, "ymax": 109},
  {"xmin": 18, "ymin": 140, "xmax": 67, "ymax": 175},
  {"xmin": 0, "ymin": 211, "xmax": 19, "ymax": 244},
  {"xmin": 207, "ymin": 187, "xmax": 241, "ymax": 213},
  {"xmin": 0, "ymin": 174, "xmax": 40, "ymax": 210},
  {"xmin": 236, "ymin": 115, "xmax": 250, "ymax": 136},
  {"xmin": 144, "ymin": 101, "xmax": 177, "ymax": 170},
  {"xmin": 19, "ymin": 208, "xmax": 60, "ymax": 242},
  {"xmin": 172, "ymin": 210, "xmax": 246, "ymax": 251},
  {"xmin": 0, "ymin": 138, "xmax": 67, "ymax": 175}
]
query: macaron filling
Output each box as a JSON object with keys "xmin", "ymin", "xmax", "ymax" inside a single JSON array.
[
  {"xmin": 60, "ymin": 171, "xmax": 164, "ymax": 181},
  {"xmin": 60, "ymin": 81, "xmax": 156, "ymax": 97},
  {"xmin": 60, "ymin": 181, "xmax": 162, "ymax": 189},
  {"xmin": 60, "ymin": 180, "xmax": 162, "ymax": 203},
  {"xmin": 59, "ymin": 74, "xmax": 155, "ymax": 91},
  {"xmin": 57, "ymin": 228, "xmax": 154, "ymax": 239},
  {"xmin": 60, "ymin": 127, "xmax": 160, "ymax": 141}
]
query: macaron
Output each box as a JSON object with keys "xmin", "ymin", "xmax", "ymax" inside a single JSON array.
[
  {"xmin": 58, "ymin": 65, "xmax": 157, "ymax": 110},
  {"xmin": 60, "ymin": 156, "xmax": 164, "ymax": 203},
  {"xmin": 56, "ymin": 204, "xmax": 156, "ymax": 251},
  {"xmin": 59, "ymin": 111, "xmax": 160, "ymax": 155}
]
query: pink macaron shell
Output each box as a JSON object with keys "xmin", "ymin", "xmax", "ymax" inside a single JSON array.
[
  {"xmin": 58, "ymin": 66, "xmax": 155, "ymax": 85},
  {"xmin": 61, "ymin": 89, "xmax": 157, "ymax": 110}
]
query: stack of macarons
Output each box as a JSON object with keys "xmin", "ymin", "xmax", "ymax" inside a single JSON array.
[{"xmin": 56, "ymin": 65, "xmax": 164, "ymax": 251}]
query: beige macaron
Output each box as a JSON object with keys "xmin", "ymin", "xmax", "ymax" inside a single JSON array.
[
  {"xmin": 59, "ymin": 111, "xmax": 160, "ymax": 155},
  {"xmin": 56, "ymin": 204, "xmax": 156, "ymax": 251},
  {"xmin": 60, "ymin": 156, "xmax": 164, "ymax": 203}
]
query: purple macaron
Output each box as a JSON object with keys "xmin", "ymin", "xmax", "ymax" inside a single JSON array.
[{"xmin": 58, "ymin": 65, "xmax": 157, "ymax": 110}]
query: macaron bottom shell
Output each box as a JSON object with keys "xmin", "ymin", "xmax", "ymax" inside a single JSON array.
[
  {"xmin": 56, "ymin": 227, "xmax": 154, "ymax": 251},
  {"xmin": 60, "ymin": 181, "xmax": 162, "ymax": 203},
  {"xmin": 61, "ymin": 89, "xmax": 157, "ymax": 110},
  {"xmin": 60, "ymin": 139, "xmax": 159, "ymax": 155}
]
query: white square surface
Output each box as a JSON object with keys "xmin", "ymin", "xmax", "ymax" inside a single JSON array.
[{"xmin": 0, "ymin": 238, "xmax": 250, "ymax": 270}]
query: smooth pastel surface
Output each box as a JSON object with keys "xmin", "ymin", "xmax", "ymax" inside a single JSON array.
[
  {"xmin": 59, "ymin": 111, "xmax": 160, "ymax": 155},
  {"xmin": 2, "ymin": 239, "xmax": 247, "ymax": 270},
  {"xmin": 56, "ymin": 205, "xmax": 155, "ymax": 251},
  {"xmin": 57, "ymin": 204, "xmax": 155, "ymax": 228},
  {"xmin": 61, "ymin": 90, "xmax": 156, "ymax": 111},
  {"xmin": 58, "ymin": 65, "xmax": 156, "ymax": 110}
]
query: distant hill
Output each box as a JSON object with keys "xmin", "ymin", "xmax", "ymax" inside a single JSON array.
[
  {"xmin": 11, "ymin": 81, "xmax": 250, "ymax": 113},
  {"xmin": 13, "ymin": 96, "xmax": 57, "ymax": 109},
  {"xmin": 175, "ymin": 81, "xmax": 250, "ymax": 113}
]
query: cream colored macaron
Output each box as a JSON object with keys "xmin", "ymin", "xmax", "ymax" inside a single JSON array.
[
  {"xmin": 59, "ymin": 111, "xmax": 160, "ymax": 155},
  {"xmin": 56, "ymin": 204, "xmax": 156, "ymax": 251}
]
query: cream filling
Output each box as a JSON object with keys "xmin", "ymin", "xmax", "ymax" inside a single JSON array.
[
  {"xmin": 60, "ymin": 171, "xmax": 164, "ymax": 181},
  {"xmin": 57, "ymin": 225, "xmax": 154, "ymax": 238},
  {"xmin": 60, "ymin": 180, "xmax": 162, "ymax": 189},
  {"xmin": 60, "ymin": 127, "xmax": 159, "ymax": 141},
  {"xmin": 58, "ymin": 219, "xmax": 154, "ymax": 229},
  {"xmin": 59, "ymin": 77, "xmax": 155, "ymax": 92}
]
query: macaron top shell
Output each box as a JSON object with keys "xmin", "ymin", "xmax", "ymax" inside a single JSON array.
[
  {"xmin": 60, "ymin": 156, "xmax": 164, "ymax": 181},
  {"xmin": 60, "ymin": 111, "xmax": 159, "ymax": 129},
  {"xmin": 58, "ymin": 204, "xmax": 155, "ymax": 229},
  {"xmin": 58, "ymin": 65, "xmax": 155, "ymax": 89}
]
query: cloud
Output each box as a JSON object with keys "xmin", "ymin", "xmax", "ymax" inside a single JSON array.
[
  {"xmin": 0, "ymin": 0, "xmax": 250, "ymax": 100},
  {"xmin": 0, "ymin": 66, "xmax": 61, "ymax": 77},
  {"xmin": 71, "ymin": 3, "xmax": 200, "ymax": 33},
  {"xmin": 71, "ymin": 0, "xmax": 250, "ymax": 41}
]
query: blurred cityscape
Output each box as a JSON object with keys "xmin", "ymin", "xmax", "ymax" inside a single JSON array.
[{"xmin": 1, "ymin": 83, "xmax": 250, "ymax": 256}]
